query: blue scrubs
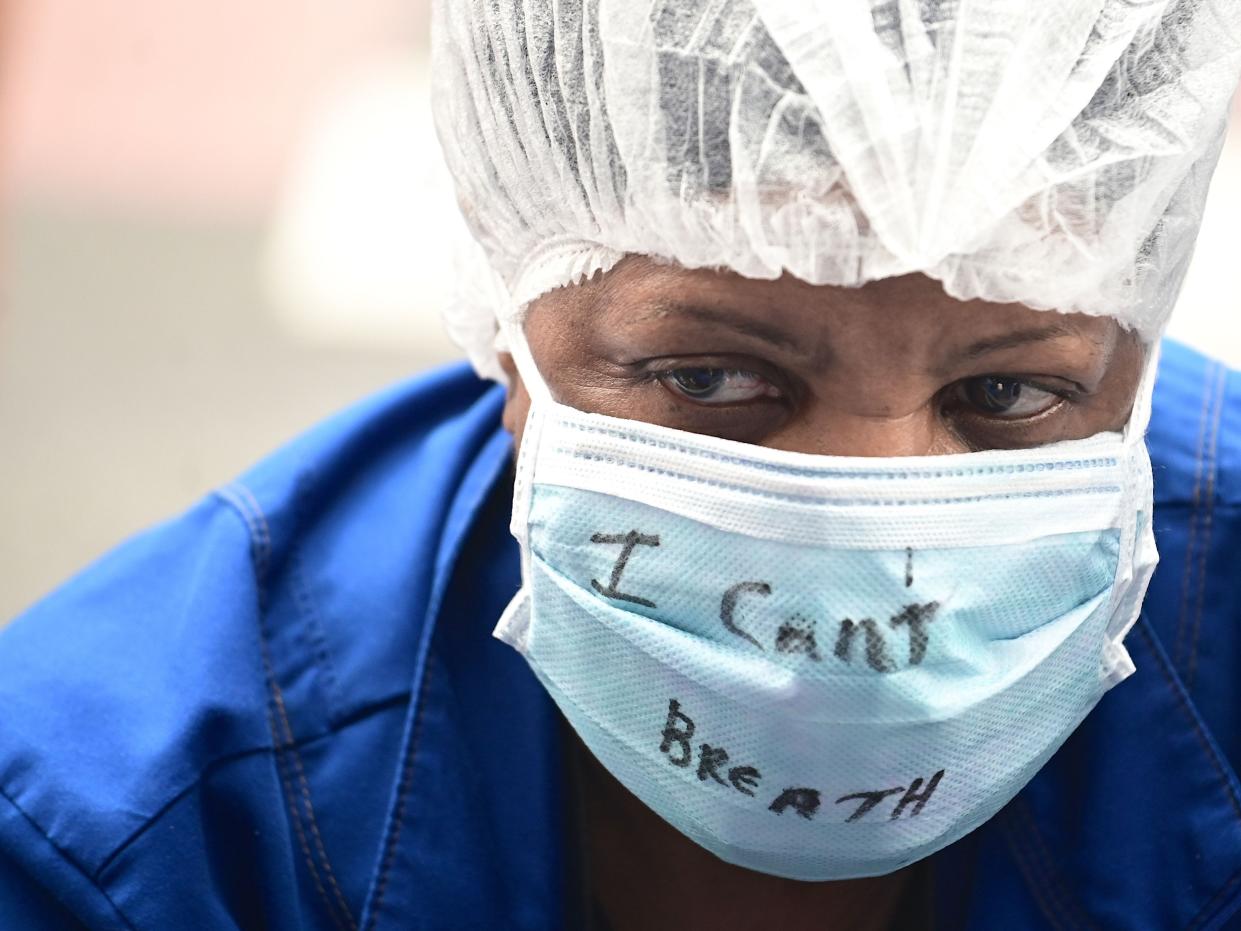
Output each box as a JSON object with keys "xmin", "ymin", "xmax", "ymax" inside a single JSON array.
[{"xmin": 1, "ymin": 340, "xmax": 1240, "ymax": 930}]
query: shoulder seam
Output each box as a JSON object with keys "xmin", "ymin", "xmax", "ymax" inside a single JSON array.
[
  {"xmin": 210, "ymin": 481, "xmax": 359, "ymax": 931},
  {"xmin": 214, "ymin": 484, "xmax": 273, "ymax": 582},
  {"xmin": 91, "ymin": 692, "xmax": 409, "ymax": 881},
  {"xmin": 0, "ymin": 783, "xmax": 138, "ymax": 930}
]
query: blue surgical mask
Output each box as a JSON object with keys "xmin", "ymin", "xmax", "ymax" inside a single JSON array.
[{"xmin": 496, "ymin": 330, "xmax": 1159, "ymax": 881}]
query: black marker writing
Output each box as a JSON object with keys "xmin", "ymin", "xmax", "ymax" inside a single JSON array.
[
  {"xmin": 834, "ymin": 618, "xmax": 897, "ymax": 673},
  {"xmin": 775, "ymin": 614, "xmax": 821, "ymax": 661},
  {"xmin": 768, "ymin": 787, "xmax": 822, "ymax": 821},
  {"xmin": 833, "ymin": 769, "xmax": 946, "ymax": 822},
  {"xmin": 889, "ymin": 602, "xmax": 940, "ymax": 666},
  {"xmin": 891, "ymin": 770, "xmax": 944, "ymax": 820},
  {"xmin": 659, "ymin": 699, "xmax": 694, "ymax": 767},
  {"xmin": 662, "ymin": 702, "xmax": 945, "ymax": 825},
  {"xmin": 905, "ymin": 547, "xmax": 914, "ymax": 588},
  {"xmin": 720, "ymin": 581, "xmax": 771, "ymax": 651},
  {"xmin": 590, "ymin": 530, "xmax": 660, "ymax": 608},
  {"xmin": 658, "ymin": 700, "xmax": 763, "ymax": 797},
  {"xmin": 835, "ymin": 786, "xmax": 906, "ymax": 822},
  {"xmin": 729, "ymin": 766, "xmax": 761, "ymax": 797},
  {"xmin": 697, "ymin": 744, "xmax": 730, "ymax": 787}
]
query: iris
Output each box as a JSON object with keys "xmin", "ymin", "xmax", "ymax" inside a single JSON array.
[
  {"xmin": 968, "ymin": 377, "xmax": 1025, "ymax": 413},
  {"xmin": 960, "ymin": 376, "xmax": 1061, "ymax": 419},
  {"xmin": 670, "ymin": 368, "xmax": 728, "ymax": 398}
]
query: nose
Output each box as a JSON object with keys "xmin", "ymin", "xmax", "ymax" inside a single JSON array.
[{"xmin": 768, "ymin": 405, "xmax": 962, "ymax": 458}]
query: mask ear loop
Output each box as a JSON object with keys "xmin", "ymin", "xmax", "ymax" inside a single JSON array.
[
  {"xmin": 1123, "ymin": 337, "xmax": 1163, "ymax": 443},
  {"xmin": 499, "ymin": 236, "xmax": 625, "ymax": 407},
  {"xmin": 497, "ymin": 307, "xmax": 556, "ymax": 409},
  {"xmin": 497, "ymin": 311, "xmax": 555, "ymax": 596},
  {"xmin": 1099, "ymin": 334, "xmax": 1163, "ymax": 683},
  {"xmin": 495, "ymin": 244, "xmax": 616, "ymax": 650},
  {"xmin": 497, "ymin": 239, "xmax": 623, "ymax": 602}
]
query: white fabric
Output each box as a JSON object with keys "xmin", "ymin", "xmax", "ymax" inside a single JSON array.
[{"xmin": 432, "ymin": 0, "xmax": 1241, "ymax": 376}]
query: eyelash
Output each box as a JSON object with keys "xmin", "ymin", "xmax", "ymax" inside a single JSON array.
[
  {"xmin": 654, "ymin": 367, "xmax": 785, "ymax": 404},
  {"xmin": 948, "ymin": 377, "xmax": 1074, "ymax": 422},
  {"xmin": 651, "ymin": 363, "xmax": 1077, "ymax": 422}
]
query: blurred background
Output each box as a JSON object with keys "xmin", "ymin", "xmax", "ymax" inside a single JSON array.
[
  {"xmin": 0, "ymin": 2, "xmax": 1239, "ymax": 620},
  {"xmin": 0, "ymin": 0, "xmax": 462, "ymax": 619}
]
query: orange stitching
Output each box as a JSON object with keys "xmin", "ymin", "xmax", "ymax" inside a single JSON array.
[
  {"xmin": 1007, "ymin": 799, "xmax": 1099, "ymax": 931},
  {"xmin": 1186, "ymin": 862, "xmax": 1241, "ymax": 931},
  {"xmin": 267, "ymin": 667, "xmax": 358, "ymax": 929},
  {"xmin": 1000, "ymin": 808, "xmax": 1071, "ymax": 931},
  {"xmin": 1173, "ymin": 361, "xmax": 1216, "ymax": 671},
  {"xmin": 261, "ymin": 684, "xmax": 349, "ymax": 931},
  {"xmin": 1135, "ymin": 620, "xmax": 1241, "ymax": 822},
  {"xmin": 1017, "ymin": 798, "xmax": 1100, "ymax": 929},
  {"xmin": 363, "ymin": 658, "xmax": 435, "ymax": 931},
  {"xmin": 225, "ymin": 483, "xmax": 358, "ymax": 931},
  {"xmin": 1135, "ymin": 623, "xmax": 1241, "ymax": 931},
  {"xmin": 1186, "ymin": 365, "xmax": 1228, "ymax": 691}
]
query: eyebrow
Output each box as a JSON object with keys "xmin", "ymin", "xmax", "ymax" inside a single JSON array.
[
  {"xmin": 635, "ymin": 303, "xmax": 810, "ymax": 357},
  {"xmin": 958, "ymin": 323, "xmax": 1079, "ymax": 359},
  {"xmin": 632, "ymin": 302, "xmax": 1081, "ymax": 363}
]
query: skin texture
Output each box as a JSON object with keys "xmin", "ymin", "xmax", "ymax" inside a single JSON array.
[{"xmin": 499, "ymin": 256, "xmax": 1146, "ymax": 931}]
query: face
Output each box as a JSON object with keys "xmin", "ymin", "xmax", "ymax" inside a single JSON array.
[{"xmin": 501, "ymin": 257, "xmax": 1145, "ymax": 458}]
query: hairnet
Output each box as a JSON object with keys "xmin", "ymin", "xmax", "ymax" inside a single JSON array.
[{"xmin": 432, "ymin": 0, "xmax": 1241, "ymax": 379}]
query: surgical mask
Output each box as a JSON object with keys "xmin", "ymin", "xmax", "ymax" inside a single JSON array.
[{"xmin": 495, "ymin": 327, "xmax": 1159, "ymax": 881}]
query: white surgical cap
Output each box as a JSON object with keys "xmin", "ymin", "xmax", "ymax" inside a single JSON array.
[{"xmin": 432, "ymin": 0, "xmax": 1241, "ymax": 379}]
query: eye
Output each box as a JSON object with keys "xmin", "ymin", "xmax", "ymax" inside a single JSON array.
[
  {"xmin": 957, "ymin": 376, "xmax": 1064, "ymax": 419},
  {"xmin": 659, "ymin": 367, "xmax": 783, "ymax": 405}
]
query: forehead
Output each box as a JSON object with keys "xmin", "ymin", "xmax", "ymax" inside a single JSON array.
[{"xmin": 535, "ymin": 256, "xmax": 1123, "ymax": 350}]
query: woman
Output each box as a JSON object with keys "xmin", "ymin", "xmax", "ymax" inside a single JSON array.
[{"xmin": 2, "ymin": 1, "xmax": 1240, "ymax": 929}]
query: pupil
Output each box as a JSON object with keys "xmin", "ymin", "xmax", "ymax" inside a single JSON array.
[
  {"xmin": 979, "ymin": 377, "xmax": 1021, "ymax": 412},
  {"xmin": 674, "ymin": 368, "xmax": 724, "ymax": 397}
]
